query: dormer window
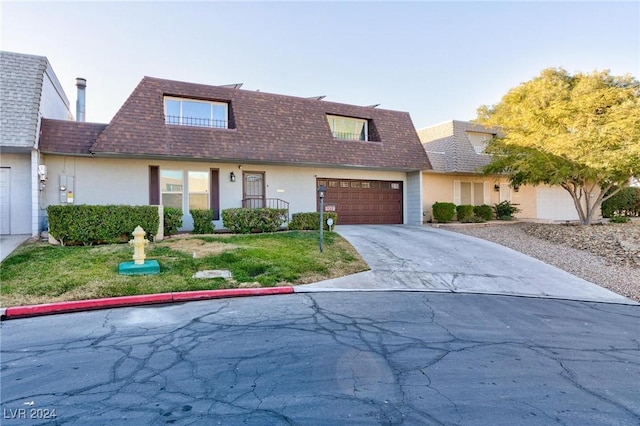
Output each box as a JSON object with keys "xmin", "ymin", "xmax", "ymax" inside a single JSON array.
[
  {"xmin": 327, "ymin": 115, "xmax": 368, "ymax": 141},
  {"xmin": 164, "ymin": 97, "xmax": 228, "ymax": 129},
  {"xmin": 466, "ymin": 131, "xmax": 494, "ymax": 154}
]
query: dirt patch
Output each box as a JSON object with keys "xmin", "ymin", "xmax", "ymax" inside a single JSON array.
[{"xmin": 159, "ymin": 238, "xmax": 239, "ymax": 257}]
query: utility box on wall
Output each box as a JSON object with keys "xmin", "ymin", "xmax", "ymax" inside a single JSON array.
[{"xmin": 59, "ymin": 175, "xmax": 75, "ymax": 204}]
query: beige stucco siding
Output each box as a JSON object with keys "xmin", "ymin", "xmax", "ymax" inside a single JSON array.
[
  {"xmin": 422, "ymin": 173, "xmax": 506, "ymax": 221},
  {"xmin": 422, "ymin": 172, "xmax": 601, "ymax": 222},
  {"xmin": 42, "ymin": 155, "xmax": 414, "ymax": 229}
]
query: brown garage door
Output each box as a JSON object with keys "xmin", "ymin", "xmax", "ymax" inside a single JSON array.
[{"xmin": 317, "ymin": 178, "xmax": 403, "ymax": 225}]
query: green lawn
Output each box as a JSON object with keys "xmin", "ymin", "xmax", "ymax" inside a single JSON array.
[{"xmin": 0, "ymin": 231, "xmax": 368, "ymax": 307}]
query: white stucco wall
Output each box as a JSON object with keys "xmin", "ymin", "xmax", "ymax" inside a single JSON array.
[{"xmin": 41, "ymin": 155, "xmax": 412, "ymax": 230}]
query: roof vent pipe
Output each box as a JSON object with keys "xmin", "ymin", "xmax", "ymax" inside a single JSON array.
[{"xmin": 75, "ymin": 78, "xmax": 86, "ymax": 122}]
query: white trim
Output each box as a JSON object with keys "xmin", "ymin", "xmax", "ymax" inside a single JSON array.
[{"xmin": 453, "ymin": 180, "xmax": 461, "ymax": 205}]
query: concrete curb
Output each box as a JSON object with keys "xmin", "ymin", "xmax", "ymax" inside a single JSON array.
[{"xmin": 1, "ymin": 287, "xmax": 294, "ymax": 320}]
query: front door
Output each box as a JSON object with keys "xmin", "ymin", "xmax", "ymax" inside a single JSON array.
[
  {"xmin": 500, "ymin": 183, "xmax": 511, "ymax": 203},
  {"xmin": 243, "ymin": 172, "xmax": 265, "ymax": 208},
  {"xmin": 0, "ymin": 168, "xmax": 10, "ymax": 235}
]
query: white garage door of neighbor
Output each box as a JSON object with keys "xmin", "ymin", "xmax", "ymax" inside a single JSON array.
[
  {"xmin": 0, "ymin": 168, "xmax": 10, "ymax": 234},
  {"xmin": 536, "ymin": 186, "xmax": 579, "ymax": 221}
]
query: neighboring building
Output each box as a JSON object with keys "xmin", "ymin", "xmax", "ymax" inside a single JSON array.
[
  {"xmin": 39, "ymin": 77, "xmax": 431, "ymax": 230},
  {"xmin": 418, "ymin": 120, "xmax": 584, "ymax": 222},
  {"xmin": 0, "ymin": 51, "xmax": 73, "ymax": 236}
]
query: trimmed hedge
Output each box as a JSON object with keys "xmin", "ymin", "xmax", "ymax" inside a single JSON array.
[
  {"xmin": 473, "ymin": 204, "xmax": 494, "ymax": 222},
  {"xmin": 190, "ymin": 209, "xmax": 215, "ymax": 234},
  {"xmin": 456, "ymin": 205, "xmax": 475, "ymax": 222},
  {"xmin": 47, "ymin": 205, "xmax": 159, "ymax": 246},
  {"xmin": 432, "ymin": 202, "xmax": 456, "ymax": 223},
  {"xmin": 602, "ymin": 186, "xmax": 640, "ymax": 218},
  {"xmin": 221, "ymin": 208, "xmax": 288, "ymax": 234},
  {"xmin": 288, "ymin": 212, "xmax": 339, "ymax": 231},
  {"xmin": 163, "ymin": 207, "xmax": 183, "ymax": 236}
]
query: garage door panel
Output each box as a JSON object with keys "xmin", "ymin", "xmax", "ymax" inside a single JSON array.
[
  {"xmin": 536, "ymin": 186, "xmax": 579, "ymax": 221},
  {"xmin": 318, "ymin": 178, "xmax": 402, "ymax": 225}
]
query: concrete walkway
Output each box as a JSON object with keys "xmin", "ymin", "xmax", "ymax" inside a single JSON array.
[
  {"xmin": 298, "ymin": 225, "xmax": 636, "ymax": 304},
  {"xmin": 0, "ymin": 234, "xmax": 31, "ymax": 263}
]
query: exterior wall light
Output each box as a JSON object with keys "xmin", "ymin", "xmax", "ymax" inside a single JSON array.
[
  {"xmin": 513, "ymin": 184, "xmax": 520, "ymax": 192},
  {"xmin": 494, "ymin": 184, "xmax": 500, "ymax": 192},
  {"xmin": 230, "ymin": 172, "xmax": 236, "ymax": 182}
]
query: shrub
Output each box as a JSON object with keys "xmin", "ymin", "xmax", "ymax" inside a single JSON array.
[
  {"xmin": 493, "ymin": 201, "xmax": 521, "ymax": 220},
  {"xmin": 609, "ymin": 215, "xmax": 631, "ymax": 224},
  {"xmin": 456, "ymin": 205, "xmax": 475, "ymax": 222},
  {"xmin": 222, "ymin": 208, "xmax": 288, "ymax": 234},
  {"xmin": 602, "ymin": 186, "xmax": 640, "ymax": 218},
  {"xmin": 432, "ymin": 202, "xmax": 456, "ymax": 223},
  {"xmin": 473, "ymin": 205, "xmax": 494, "ymax": 222},
  {"xmin": 47, "ymin": 205, "xmax": 159, "ymax": 246},
  {"xmin": 163, "ymin": 207, "xmax": 183, "ymax": 236},
  {"xmin": 288, "ymin": 212, "xmax": 339, "ymax": 230},
  {"xmin": 190, "ymin": 209, "xmax": 215, "ymax": 234}
]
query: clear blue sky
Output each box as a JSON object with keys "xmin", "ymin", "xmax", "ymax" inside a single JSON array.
[{"xmin": 2, "ymin": 1, "xmax": 638, "ymax": 129}]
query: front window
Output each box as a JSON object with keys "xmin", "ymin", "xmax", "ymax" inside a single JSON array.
[
  {"xmin": 165, "ymin": 97, "xmax": 228, "ymax": 129},
  {"xmin": 188, "ymin": 171, "xmax": 209, "ymax": 210},
  {"xmin": 161, "ymin": 170, "xmax": 183, "ymax": 208},
  {"xmin": 458, "ymin": 181, "xmax": 487, "ymax": 206},
  {"xmin": 327, "ymin": 115, "xmax": 368, "ymax": 141},
  {"xmin": 161, "ymin": 170, "xmax": 210, "ymax": 210}
]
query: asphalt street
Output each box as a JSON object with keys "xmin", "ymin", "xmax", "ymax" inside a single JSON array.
[{"xmin": 2, "ymin": 292, "xmax": 639, "ymax": 425}]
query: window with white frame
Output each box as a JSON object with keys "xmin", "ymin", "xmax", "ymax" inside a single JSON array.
[
  {"xmin": 164, "ymin": 97, "xmax": 228, "ymax": 129},
  {"xmin": 454, "ymin": 181, "xmax": 489, "ymax": 206},
  {"xmin": 466, "ymin": 131, "xmax": 493, "ymax": 154},
  {"xmin": 160, "ymin": 170, "xmax": 209, "ymax": 210},
  {"xmin": 161, "ymin": 170, "xmax": 184, "ymax": 208},
  {"xmin": 327, "ymin": 115, "xmax": 368, "ymax": 141},
  {"xmin": 188, "ymin": 171, "xmax": 209, "ymax": 210}
]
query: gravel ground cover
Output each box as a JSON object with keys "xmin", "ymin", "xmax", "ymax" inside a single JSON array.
[{"xmin": 444, "ymin": 222, "xmax": 640, "ymax": 302}]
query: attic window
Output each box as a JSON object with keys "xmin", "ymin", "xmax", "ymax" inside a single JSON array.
[
  {"xmin": 165, "ymin": 97, "xmax": 228, "ymax": 129},
  {"xmin": 466, "ymin": 131, "xmax": 493, "ymax": 154},
  {"xmin": 327, "ymin": 115, "xmax": 368, "ymax": 141}
]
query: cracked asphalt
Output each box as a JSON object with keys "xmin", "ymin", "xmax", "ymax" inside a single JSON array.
[{"xmin": 2, "ymin": 292, "xmax": 639, "ymax": 425}]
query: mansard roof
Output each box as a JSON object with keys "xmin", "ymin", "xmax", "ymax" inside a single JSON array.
[
  {"xmin": 41, "ymin": 76, "xmax": 431, "ymax": 171},
  {"xmin": 417, "ymin": 120, "xmax": 496, "ymax": 173}
]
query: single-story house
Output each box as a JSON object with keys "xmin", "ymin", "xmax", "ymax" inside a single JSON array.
[
  {"xmin": 418, "ymin": 120, "xmax": 588, "ymax": 222},
  {"xmin": 39, "ymin": 77, "xmax": 432, "ymax": 230}
]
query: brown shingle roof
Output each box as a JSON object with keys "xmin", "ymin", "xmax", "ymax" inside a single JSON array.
[
  {"xmin": 418, "ymin": 120, "xmax": 494, "ymax": 173},
  {"xmin": 40, "ymin": 119, "xmax": 107, "ymax": 154},
  {"xmin": 84, "ymin": 77, "xmax": 431, "ymax": 171}
]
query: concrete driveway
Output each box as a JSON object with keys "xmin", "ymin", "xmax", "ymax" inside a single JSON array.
[{"xmin": 299, "ymin": 225, "xmax": 635, "ymax": 304}]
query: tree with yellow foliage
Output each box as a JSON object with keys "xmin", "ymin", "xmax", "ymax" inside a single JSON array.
[{"xmin": 477, "ymin": 68, "xmax": 640, "ymax": 225}]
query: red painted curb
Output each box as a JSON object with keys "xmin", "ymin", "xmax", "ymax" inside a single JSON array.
[
  {"xmin": 171, "ymin": 287, "xmax": 294, "ymax": 302},
  {"xmin": 2, "ymin": 287, "xmax": 294, "ymax": 320}
]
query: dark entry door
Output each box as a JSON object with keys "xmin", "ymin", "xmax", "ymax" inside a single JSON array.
[{"xmin": 243, "ymin": 172, "xmax": 265, "ymax": 208}]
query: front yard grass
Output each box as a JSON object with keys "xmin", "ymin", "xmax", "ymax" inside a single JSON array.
[{"xmin": 0, "ymin": 231, "xmax": 369, "ymax": 308}]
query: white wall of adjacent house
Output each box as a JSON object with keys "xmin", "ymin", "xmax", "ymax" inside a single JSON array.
[
  {"xmin": 0, "ymin": 153, "xmax": 31, "ymax": 234},
  {"xmin": 41, "ymin": 155, "xmax": 412, "ymax": 230}
]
